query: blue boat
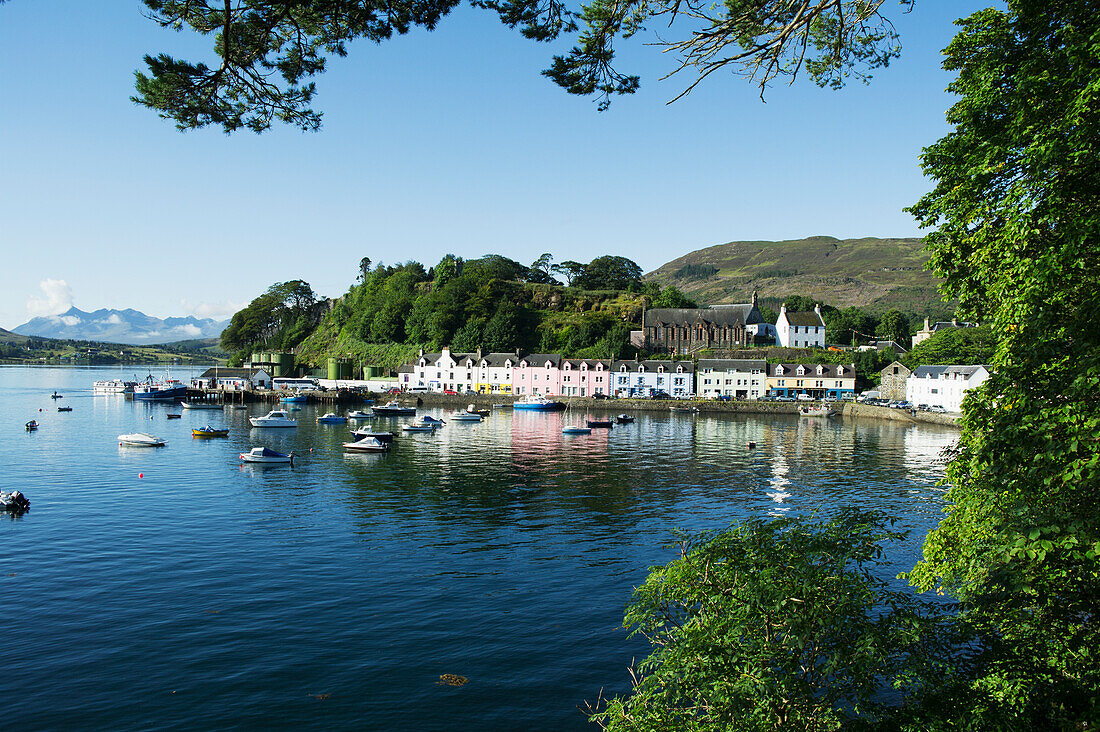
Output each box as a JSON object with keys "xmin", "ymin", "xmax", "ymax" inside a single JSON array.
[
  {"xmin": 512, "ymin": 395, "xmax": 566, "ymax": 411},
  {"xmin": 132, "ymin": 375, "xmax": 188, "ymax": 401},
  {"xmin": 280, "ymin": 394, "xmax": 308, "ymax": 404}
]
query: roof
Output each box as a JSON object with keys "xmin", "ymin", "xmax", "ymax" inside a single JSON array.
[
  {"xmin": 697, "ymin": 359, "xmax": 767, "ymax": 370},
  {"xmin": 397, "ymin": 364, "xmax": 414, "ymax": 373},
  {"xmin": 562, "ymin": 359, "xmax": 611, "ymax": 369},
  {"xmin": 782, "ymin": 310, "xmax": 825, "ymax": 328},
  {"xmin": 200, "ymin": 367, "xmax": 267, "ymax": 378},
  {"xmin": 879, "ymin": 360, "xmax": 912, "ymax": 375},
  {"xmin": 518, "ymin": 353, "xmax": 563, "ymax": 367},
  {"xmin": 477, "ymin": 352, "xmax": 520, "ymax": 367},
  {"xmin": 911, "ymin": 365, "xmax": 949, "ymax": 378},
  {"xmin": 872, "ymin": 340, "xmax": 909, "ymax": 354},
  {"xmin": 768, "ymin": 362, "xmax": 855, "ymax": 378},
  {"xmin": 612, "ymin": 359, "xmax": 695, "ymax": 373},
  {"xmin": 647, "ymin": 304, "xmax": 763, "ymax": 327}
]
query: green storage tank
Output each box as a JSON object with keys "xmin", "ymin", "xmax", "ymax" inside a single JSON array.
[
  {"xmin": 364, "ymin": 365, "xmax": 385, "ymax": 379},
  {"xmin": 338, "ymin": 359, "xmax": 354, "ymax": 380},
  {"xmin": 251, "ymin": 352, "xmax": 263, "ymax": 365},
  {"xmin": 272, "ymin": 352, "xmax": 294, "ymax": 378},
  {"xmin": 327, "ymin": 357, "xmax": 340, "ymax": 380}
]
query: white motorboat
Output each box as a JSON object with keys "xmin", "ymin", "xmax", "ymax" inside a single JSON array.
[
  {"xmin": 93, "ymin": 379, "xmax": 136, "ymax": 394},
  {"xmin": 249, "ymin": 410, "xmax": 297, "ymax": 428},
  {"xmin": 402, "ymin": 422, "xmax": 441, "ymax": 432},
  {"xmin": 346, "ymin": 410, "xmax": 372, "ymax": 420},
  {"xmin": 350, "ymin": 428, "xmax": 394, "ymax": 443},
  {"xmin": 343, "ymin": 436, "xmax": 390, "ymax": 453},
  {"xmin": 449, "ymin": 411, "xmax": 482, "ymax": 422},
  {"xmin": 562, "ymin": 426, "xmax": 592, "ymax": 435},
  {"xmin": 239, "ymin": 446, "xmax": 294, "ymax": 464},
  {"xmin": 118, "ymin": 432, "xmax": 166, "ymax": 447},
  {"xmin": 181, "ymin": 400, "xmax": 223, "ymax": 410},
  {"xmin": 317, "ymin": 412, "xmax": 347, "ymax": 424}
]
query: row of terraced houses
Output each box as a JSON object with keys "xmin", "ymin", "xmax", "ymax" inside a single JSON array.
[{"xmin": 399, "ymin": 347, "xmax": 857, "ymax": 400}]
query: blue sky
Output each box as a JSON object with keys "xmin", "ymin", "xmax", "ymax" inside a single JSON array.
[{"xmin": 0, "ymin": 1, "xmax": 988, "ymax": 330}]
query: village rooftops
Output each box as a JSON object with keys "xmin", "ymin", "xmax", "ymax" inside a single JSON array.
[
  {"xmin": 782, "ymin": 310, "xmax": 826, "ymax": 327},
  {"xmin": 518, "ymin": 353, "xmax": 564, "ymax": 367},
  {"xmin": 645, "ymin": 305, "xmax": 763, "ymax": 327},
  {"xmin": 199, "ymin": 367, "xmax": 266, "ymax": 379},
  {"xmin": 611, "ymin": 359, "xmax": 695, "ymax": 373},
  {"xmin": 768, "ymin": 362, "xmax": 854, "ymax": 377}
]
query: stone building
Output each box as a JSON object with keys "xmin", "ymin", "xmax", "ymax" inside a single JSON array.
[
  {"xmin": 641, "ymin": 293, "xmax": 766, "ymax": 355},
  {"xmin": 878, "ymin": 360, "xmax": 912, "ymax": 401}
]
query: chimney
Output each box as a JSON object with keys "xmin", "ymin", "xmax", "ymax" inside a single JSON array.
[
  {"xmin": 780, "ymin": 304, "xmax": 787, "ymax": 315},
  {"xmin": 752, "ymin": 290, "xmax": 758, "ymax": 307},
  {"xmin": 418, "ymin": 348, "xmax": 424, "ymax": 358},
  {"xmin": 924, "ymin": 317, "xmax": 930, "ymax": 330},
  {"xmin": 814, "ymin": 304, "xmax": 821, "ymax": 315},
  {"xmin": 476, "ymin": 346, "xmax": 482, "ymax": 360}
]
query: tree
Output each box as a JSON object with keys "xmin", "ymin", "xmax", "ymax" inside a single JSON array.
[
  {"xmin": 358, "ymin": 256, "xmax": 372, "ymax": 282},
  {"xmin": 875, "ymin": 308, "xmax": 910, "ymax": 348},
  {"xmin": 527, "ymin": 253, "xmax": 559, "ymax": 284},
  {"xmin": 132, "ymin": 1, "xmax": 909, "ymax": 132},
  {"xmin": 903, "ymin": 325, "xmax": 995, "ymax": 369},
  {"xmin": 650, "ymin": 285, "xmax": 696, "ymax": 309},
  {"xmin": 904, "ymin": 3, "xmax": 1100, "ymax": 726},
  {"xmin": 552, "ymin": 259, "xmax": 584, "ymax": 286},
  {"xmin": 574, "ymin": 255, "xmax": 642, "ymax": 290},
  {"xmin": 588, "ymin": 509, "xmax": 957, "ymax": 731}
]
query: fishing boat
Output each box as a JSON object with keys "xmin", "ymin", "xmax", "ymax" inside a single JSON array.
[
  {"xmin": 317, "ymin": 413, "xmax": 348, "ymax": 424},
  {"xmin": 372, "ymin": 400, "xmax": 417, "ymax": 417},
  {"xmin": 401, "ymin": 415, "xmax": 444, "ymax": 432},
  {"xmin": 93, "ymin": 379, "xmax": 136, "ymax": 394},
  {"xmin": 466, "ymin": 404, "xmax": 491, "ymax": 417},
  {"xmin": 57, "ymin": 406, "xmax": 73, "ymax": 412},
  {"xmin": 615, "ymin": 414, "xmax": 635, "ymax": 424},
  {"xmin": 249, "ymin": 410, "xmax": 297, "ymax": 428},
  {"xmin": 512, "ymin": 395, "xmax": 566, "ymax": 411},
  {"xmin": 280, "ymin": 393, "xmax": 308, "ymax": 404},
  {"xmin": 449, "ymin": 411, "xmax": 482, "ymax": 422},
  {"xmin": 585, "ymin": 418, "xmax": 614, "ymax": 428},
  {"xmin": 239, "ymin": 446, "xmax": 293, "ymax": 464},
  {"xmin": 25, "ymin": 420, "xmax": 38, "ymax": 431},
  {"xmin": 346, "ymin": 410, "xmax": 372, "ymax": 420},
  {"xmin": 181, "ymin": 400, "xmax": 222, "ymax": 410},
  {"xmin": 192, "ymin": 426, "xmax": 229, "ymax": 438},
  {"xmin": 132, "ymin": 374, "xmax": 188, "ymax": 401},
  {"xmin": 349, "ymin": 428, "xmax": 395, "ymax": 443},
  {"xmin": 562, "ymin": 425, "xmax": 592, "ymax": 435},
  {"xmin": 799, "ymin": 405, "xmax": 834, "ymax": 418},
  {"xmin": 118, "ymin": 432, "xmax": 166, "ymax": 447},
  {"xmin": 343, "ymin": 436, "xmax": 390, "ymax": 453}
]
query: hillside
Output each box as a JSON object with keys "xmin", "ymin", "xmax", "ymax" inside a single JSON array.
[{"xmin": 646, "ymin": 236, "xmax": 946, "ymax": 314}]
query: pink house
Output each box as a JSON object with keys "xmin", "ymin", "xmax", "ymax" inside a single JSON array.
[
  {"xmin": 560, "ymin": 359, "xmax": 612, "ymax": 397},
  {"xmin": 512, "ymin": 354, "xmax": 563, "ymax": 396}
]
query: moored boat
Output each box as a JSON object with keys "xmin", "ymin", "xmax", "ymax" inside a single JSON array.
[
  {"xmin": 798, "ymin": 405, "xmax": 834, "ymax": 418},
  {"xmin": 449, "ymin": 411, "xmax": 482, "ymax": 422},
  {"xmin": 193, "ymin": 426, "xmax": 230, "ymax": 438},
  {"xmin": 133, "ymin": 374, "xmax": 188, "ymax": 401},
  {"xmin": 372, "ymin": 400, "xmax": 417, "ymax": 416},
  {"xmin": 343, "ymin": 436, "xmax": 390, "ymax": 453},
  {"xmin": 466, "ymin": 404, "xmax": 490, "ymax": 417},
  {"xmin": 280, "ymin": 393, "xmax": 308, "ymax": 404},
  {"xmin": 346, "ymin": 410, "xmax": 372, "ymax": 420},
  {"xmin": 181, "ymin": 400, "xmax": 223, "ymax": 410},
  {"xmin": 239, "ymin": 446, "xmax": 293, "ymax": 464},
  {"xmin": 166, "ymin": 413, "xmax": 182, "ymax": 419},
  {"xmin": 562, "ymin": 425, "xmax": 592, "ymax": 435},
  {"xmin": 57, "ymin": 406, "xmax": 73, "ymax": 412},
  {"xmin": 25, "ymin": 420, "xmax": 38, "ymax": 431},
  {"xmin": 350, "ymin": 428, "xmax": 394, "ymax": 443},
  {"xmin": 317, "ymin": 413, "xmax": 348, "ymax": 424},
  {"xmin": 615, "ymin": 414, "xmax": 634, "ymax": 424},
  {"xmin": 585, "ymin": 418, "xmax": 613, "ymax": 428},
  {"xmin": 93, "ymin": 379, "xmax": 137, "ymax": 394},
  {"xmin": 513, "ymin": 395, "xmax": 565, "ymax": 411},
  {"xmin": 249, "ymin": 410, "xmax": 297, "ymax": 428},
  {"xmin": 50, "ymin": 391, "xmax": 63, "ymax": 399},
  {"xmin": 118, "ymin": 432, "xmax": 166, "ymax": 447},
  {"xmin": 402, "ymin": 415, "xmax": 443, "ymax": 432}
]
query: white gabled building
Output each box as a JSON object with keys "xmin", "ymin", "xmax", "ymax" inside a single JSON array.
[
  {"xmin": 412, "ymin": 347, "xmax": 477, "ymax": 393},
  {"xmin": 776, "ymin": 304, "xmax": 826, "ymax": 348},
  {"xmin": 610, "ymin": 360, "xmax": 694, "ymax": 398},
  {"xmin": 475, "ymin": 352, "xmax": 518, "ymax": 394},
  {"xmin": 696, "ymin": 359, "xmax": 767, "ymax": 399},
  {"xmin": 907, "ymin": 364, "xmax": 991, "ymax": 412}
]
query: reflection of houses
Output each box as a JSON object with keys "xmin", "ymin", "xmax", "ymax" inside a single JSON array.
[
  {"xmin": 560, "ymin": 359, "xmax": 612, "ymax": 397},
  {"xmin": 610, "ymin": 360, "xmax": 694, "ymax": 398},
  {"xmin": 767, "ymin": 363, "xmax": 856, "ymax": 399},
  {"xmin": 912, "ymin": 317, "xmax": 978, "ymax": 346},
  {"xmin": 878, "ymin": 361, "xmax": 912, "ymax": 401},
  {"xmin": 475, "ymin": 352, "xmax": 518, "ymax": 394},
  {"xmin": 775, "ymin": 304, "xmax": 826, "ymax": 348},
  {"xmin": 907, "ymin": 365, "xmax": 990, "ymax": 412},
  {"xmin": 641, "ymin": 294, "xmax": 766, "ymax": 355},
  {"xmin": 192, "ymin": 367, "xmax": 271, "ymax": 390},
  {"xmin": 513, "ymin": 354, "xmax": 564, "ymax": 396},
  {"xmin": 696, "ymin": 359, "xmax": 766, "ymax": 399}
]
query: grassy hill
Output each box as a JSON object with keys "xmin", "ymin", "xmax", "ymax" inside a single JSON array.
[{"xmin": 646, "ymin": 235, "xmax": 948, "ymax": 315}]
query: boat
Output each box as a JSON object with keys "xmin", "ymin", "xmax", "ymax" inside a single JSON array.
[
  {"xmin": 0, "ymin": 490, "xmax": 30, "ymax": 514},
  {"xmin": 401, "ymin": 416, "xmax": 443, "ymax": 432},
  {"xmin": 25, "ymin": 420, "xmax": 38, "ymax": 431},
  {"xmin": 239, "ymin": 446, "xmax": 293, "ymax": 464},
  {"xmin": 181, "ymin": 401, "xmax": 223, "ymax": 410},
  {"xmin": 317, "ymin": 413, "xmax": 347, "ymax": 424},
  {"xmin": 512, "ymin": 395, "xmax": 566, "ymax": 411},
  {"xmin": 562, "ymin": 426, "xmax": 592, "ymax": 435},
  {"xmin": 343, "ymin": 436, "xmax": 390, "ymax": 453},
  {"xmin": 372, "ymin": 400, "xmax": 417, "ymax": 417},
  {"xmin": 132, "ymin": 374, "xmax": 188, "ymax": 401},
  {"xmin": 449, "ymin": 411, "xmax": 483, "ymax": 422},
  {"xmin": 585, "ymin": 418, "xmax": 614, "ymax": 428},
  {"xmin": 192, "ymin": 426, "xmax": 230, "ymax": 438},
  {"xmin": 249, "ymin": 410, "xmax": 297, "ymax": 428},
  {"xmin": 280, "ymin": 393, "xmax": 308, "ymax": 404},
  {"xmin": 118, "ymin": 432, "xmax": 166, "ymax": 447},
  {"xmin": 166, "ymin": 413, "xmax": 182, "ymax": 419},
  {"xmin": 93, "ymin": 379, "xmax": 136, "ymax": 394},
  {"xmin": 346, "ymin": 410, "xmax": 372, "ymax": 420},
  {"xmin": 230, "ymin": 405, "xmax": 249, "ymax": 410},
  {"xmin": 615, "ymin": 414, "xmax": 634, "ymax": 424},
  {"xmin": 466, "ymin": 404, "xmax": 490, "ymax": 417},
  {"xmin": 57, "ymin": 406, "xmax": 73, "ymax": 412},
  {"xmin": 798, "ymin": 405, "xmax": 834, "ymax": 418},
  {"xmin": 350, "ymin": 428, "xmax": 394, "ymax": 443},
  {"xmin": 746, "ymin": 441, "xmax": 757, "ymax": 449},
  {"xmin": 50, "ymin": 391, "xmax": 63, "ymax": 399}
]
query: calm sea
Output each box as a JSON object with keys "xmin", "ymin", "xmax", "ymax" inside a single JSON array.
[{"xmin": 0, "ymin": 366, "xmax": 955, "ymax": 730}]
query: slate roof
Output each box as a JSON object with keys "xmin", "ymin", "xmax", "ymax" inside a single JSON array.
[
  {"xmin": 518, "ymin": 353, "xmax": 563, "ymax": 367},
  {"xmin": 911, "ymin": 365, "xmax": 949, "ymax": 379},
  {"xmin": 768, "ymin": 363, "xmax": 855, "ymax": 378},
  {"xmin": 200, "ymin": 367, "xmax": 267, "ymax": 379},
  {"xmin": 477, "ymin": 352, "xmax": 520, "ymax": 367},
  {"xmin": 612, "ymin": 359, "xmax": 695, "ymax": 373},
  {"xmin": 872, "ymin": 340, "xmax": 909, "ymax": 354},
  {"xmin": 646, "ymin": 304, "xmax": 763, "ymax": 327},
  {"xmin": 783, "ymin": 310, "xmax": 825, "ymax": 327},
  {"xmin": 562, "ymin": 359, "xmax": 611, "ymax": 369}
]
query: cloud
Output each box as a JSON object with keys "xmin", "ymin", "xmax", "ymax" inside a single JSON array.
[
  {"xmin": 27, "ymin": 279, "xmax": 74, "ymax": 317},
  {"xmin": 106, "ymin": 314, "xmax": 122, "ymax": 325},
  {"xmin": 59, "ymin": 315, "xmax": 81, "ymax": 326},
  {"xmin": 176, "ymin": 324, "xmax": 202, "ymax": 337},
  {"xmin": 181, "ymin": 298, "xmax": 246, "ymax": 320}
]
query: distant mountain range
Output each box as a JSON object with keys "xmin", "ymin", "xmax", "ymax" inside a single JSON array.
[
  {"xmin": 13, "ymin": 307, "xmax": 228, "ymax": 345},
  {"xmin": 646, "ymin": 235, "xmax": 948, "ymax": 315}
]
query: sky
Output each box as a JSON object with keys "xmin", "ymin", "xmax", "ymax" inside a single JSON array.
[{"xmin": 0, "ymin": 1, "xmax": 990, "ymax": 330}]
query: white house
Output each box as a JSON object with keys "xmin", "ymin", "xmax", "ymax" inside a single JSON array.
[
  {"xmin": 907, "ymin": 364, "xmax": 991, "ymax": 412},
  {"xmin": 776, "ymin": 304, "xmax": 826, "ymax": 348},
  {"xmin": 413, "ymin": 347, "xmax": 477, "ymax": 393},
  {"xmin": 475, "ymin": 352, "xmax": 518, "ymax": 394},
  {"xmin": 610, "ymin": 360, "xmax": 694, "ymax": 398},
  {"xmin": 696, "ymin": 359, "xmax": 767, "ymax": 399}
]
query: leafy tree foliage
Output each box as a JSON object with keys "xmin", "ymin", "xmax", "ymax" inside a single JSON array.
[
  {"xmin": 589, "ymin": 510, "xmax": 957, "ymax": 731},
  {"xmin": 904, "ymin": 3, "xmax": 1100, "ymax": 726},
  {"xmin": 552, "ymin": 259, "xmax": 584, "ymax": 286},
  {"xmin": 574, "ymin": 255, "xmax": 643, "ymax": 290},
  {"xmin": 903, "ymin": 325, "xmax": 995, "ymax": 369},
  {"xmin": 874, "ymin": 308, "xmax": 910, "ymax": 348},
  {"xmin": 220, "ymin": 279, "xmax": 321, "ymax": 353}
]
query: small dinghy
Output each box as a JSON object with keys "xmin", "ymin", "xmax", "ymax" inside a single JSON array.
[
  {"xmin": 25, "ymin": 420, "xmax": 38, "ymax": 431},
  {"xmin": 346, "ymin": 410, "xmax": 372, "ymax": 420},
  {"xmin": 585, "ymin": 418, "xmax": 614, "ymax": 428},
  {"xmin": 615, "ymin": 414, "xmax": 634, "ymax": 424},
  {"xmin": 343, "ymin": 436, "xmax": 390, "ymax": 453},
  {"xmin": 57, "ymin": 406, "xmax": 73, "ymax": 412},
  {"xmin": 166, "ymin": 413, "xmax": 182, "ymax": 419},
  {"xmin": 119, "ymin": 432, "xmax": 166, "ymax": 447},
  {"xmin": 317, "ymin": 413, "xmax": 348, "ymax": 424},
  {"xmin": 562, "ymin": 426, "xmax": 592, "ymax": 435},
  {"xmin": 239, "ymin": 446, "xmax": 293, "ymax": 464},
  {"xmin": 350, "ymin": 428, "xmax": 394, "ymax": 443},
  {"xmin": 0, "ymin": 490, "xmax": 30, "ymax": 514},
  {"xmin": 193, "ymin": 426, "xmax": 230, "ymax": 438}
]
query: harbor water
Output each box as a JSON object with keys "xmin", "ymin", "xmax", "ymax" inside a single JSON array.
[{"xmin": 1, "ymin": 366, "xmax": 956, "ymax": 730}]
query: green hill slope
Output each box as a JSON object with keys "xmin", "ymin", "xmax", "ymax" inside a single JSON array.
[{"xmin": 646, "ymin": 236, "xmax": 945, "ymax": 314}]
